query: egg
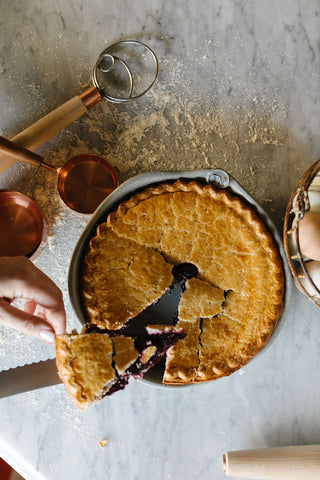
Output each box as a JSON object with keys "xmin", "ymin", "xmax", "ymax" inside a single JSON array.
[
  {"xmin": 298, "ymin": 260, "xmax": 320, "ymax": 297},
  {"xmin": 299, "ymin": 211, "xmax": 320, "ymax": 261},
  {"xmin": 307, "ymin": 190, "xmax": 320, "ymax": 213},
  {"xmin": 288, "ymin": 190, "xmax": 320, "ymax": 261}
]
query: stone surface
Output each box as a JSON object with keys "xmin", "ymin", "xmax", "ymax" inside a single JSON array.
[{"xmin": 1, "ymin": 1, "xmax": 320, "ymax": 479}]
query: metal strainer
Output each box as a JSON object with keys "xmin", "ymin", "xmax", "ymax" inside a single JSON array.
[{"xmin": 92, "ymin": 40, "xmax": 159, "ymax": 103}]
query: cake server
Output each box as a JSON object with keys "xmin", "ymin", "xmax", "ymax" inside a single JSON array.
[
  {"xmin": 1, "ymin": 39, "xmax": 159, "ymax": 173},
  {"xmin": 223, "ymin": 445, "xmax": 320, "ymax": 479}
]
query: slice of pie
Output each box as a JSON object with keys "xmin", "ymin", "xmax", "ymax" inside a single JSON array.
[
  {"xmin": 163, "ymin": 276, "xmax": 226, "ymax": 384},
  {"xmin": 81, "ymin": 180, "xmax": 284, "ymax": 385},
  {"xmin": 55, "ymin": 333, "xmax": 115, "ymax": 410},
  {"xmin": 55, "ymin": 325, "xmax": 184, "ymax": 410},
  {"xmin": 82, "ymin": 226, "xmax": 173, "ymax": 330}
]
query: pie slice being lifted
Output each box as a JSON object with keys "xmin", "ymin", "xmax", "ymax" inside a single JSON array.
[{"xmin": 55, "ymin": 325, "xmax": 184, "ymax": 410}]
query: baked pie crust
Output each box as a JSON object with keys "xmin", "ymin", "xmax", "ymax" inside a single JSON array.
[
  {"xmin": 55, "ymin": 333, "xmax": 115, "ymax": 410},
  {"xmin": 81, "ymin": 180, "xmax": 284, "ymax": 385},
  {"xmin": 55, "ymin": 325, "xmax": 184, "ymax": 409},
  {"xmin": 82, "ymin": 226, "xmax": 173, "ymax": 330}
]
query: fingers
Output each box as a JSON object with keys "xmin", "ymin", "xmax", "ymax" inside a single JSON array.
[
  {"xmin": 24, "ymin": 300, "xmax": 37, "ymax": 315},
  {"xmin": 0, "ymin": 257, "xmax": 66, "ymax": 339},
  {"xmin": 0, "ymin": 298, "xmax": 56, "ymax": 343},
  {"xmin": 33, "ymin": 305, "xmax": 47, "ymax": 321},
  {"xmin": 24, "ymin": 301, "xmax": 49, "ymax": 322}
]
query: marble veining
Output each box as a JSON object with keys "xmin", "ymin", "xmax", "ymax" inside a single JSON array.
[{"xmin": 1, "ymin": 1, "xmax": 320, "ymax": 479}]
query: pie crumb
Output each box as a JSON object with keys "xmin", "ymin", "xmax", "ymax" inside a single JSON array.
[{"xmin": 99, "ymin": 439, "xmax": 109, "ymax": 448}]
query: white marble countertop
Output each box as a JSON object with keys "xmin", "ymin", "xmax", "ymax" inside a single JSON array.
[{"xmin": 1, "ymin": 1, "xmax": 320, "ymax": 479}]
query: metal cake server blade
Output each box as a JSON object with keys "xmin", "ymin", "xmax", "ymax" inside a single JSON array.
[
  {"xmin": 124, "ymin": 282, "xmax": 183, "ymax": 335},
  {"xmin": 122, "ymin": 263, "xmax": 198, "ymax": 335},
  {"xmin": 0, "ymin": 358, "xmax": 61, "ymax": 399}
]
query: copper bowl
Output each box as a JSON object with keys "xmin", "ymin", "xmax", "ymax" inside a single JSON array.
[
  {"xmin": 57, "ymin": 154, "xmax": 119, "ymax": 214},
  {"xmin": 0, "ymin": 190, "xmax": 44, "ymax": 258}
]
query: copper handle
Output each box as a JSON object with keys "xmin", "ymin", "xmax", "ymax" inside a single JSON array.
[{"xmin": 79, "ymin": 86, "xmax": 102, "ymax": 109}]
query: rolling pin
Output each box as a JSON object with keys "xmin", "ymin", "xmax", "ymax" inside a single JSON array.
[
  {"xmin": 1, "ymin": 86, "xmax": 101, "ymax": 173},
  {"xmin": 223, "ymin": 445, "xmax": 320, "ymax": 479}
]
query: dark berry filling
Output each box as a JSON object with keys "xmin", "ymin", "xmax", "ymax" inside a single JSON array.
[
  {"xmin": 103, "ymin": 331, "xmax": 184, "ymax": 396},
  {"xmin": 104, "ymin": 373, "xmax": 129, "ymax": 396},
  {"xmin": 85, "ymin": 324, "xmax": 185, "ymax": 397},
  {"xmin": 172, "ymin": 262, "xmax": 198, "ymax": 291},
  {"xmin": 172, "ymin": 262, "xmax": 198, "ymax": 281}
]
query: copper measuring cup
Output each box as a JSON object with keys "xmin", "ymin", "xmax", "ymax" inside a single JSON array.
[
  {"xmin": 0, "ymin": 136, "xmax": 118, "ymax": 214},
  {"xmin": 0, "ymin": 189, "xmax": 45, "ymax": 258}
]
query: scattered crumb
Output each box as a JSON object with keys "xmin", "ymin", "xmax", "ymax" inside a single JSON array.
[
  {"xmin": 99, "ymin": 439, "xmax": 109, "ymax": 449},
  {"xmin": 140, "ymin": 345, "xmax": 157, "ymax": 364}
]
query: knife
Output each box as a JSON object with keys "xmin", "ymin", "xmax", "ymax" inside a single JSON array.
[{"xmin": 0, "ymin": 359, "xmax": 61, "ymax": 399}]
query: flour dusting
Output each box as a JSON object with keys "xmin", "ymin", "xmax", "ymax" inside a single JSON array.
[{"xmin": 0, "ymin": 52, "xmax": 308, "ymax": 370}]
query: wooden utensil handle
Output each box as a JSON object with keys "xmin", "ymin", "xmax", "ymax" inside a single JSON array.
[
  {"xmin": 223, "ymin": 445, "xmax": 320, "ymax": 479},
  {"xmin": 0, "ymin": 86, "xmax": 101, "ymax": 173},
  {"xmin": 0, "ymin": 135, "xmax": 44, "ymax": 167}
]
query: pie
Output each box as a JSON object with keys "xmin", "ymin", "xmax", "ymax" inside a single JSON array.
[
  {"xmin": 81, "ymin": 180, "xmax": 284, "ymax": 385},
  {"xmin": 55, "ymin": 325, "xmax": 184, "ymax": 410}
]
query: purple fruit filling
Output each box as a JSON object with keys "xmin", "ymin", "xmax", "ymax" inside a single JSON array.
[
  {"xmin": 104, "ymin": 332, "xmax": 184, "ymax": 397},
  {"xmin": 172, "ymin": 262, "xmax": 198, "ymax": 284},
  {"xmin": 86, "ymin": 326, "xmax": 185, "ymax": 397}
]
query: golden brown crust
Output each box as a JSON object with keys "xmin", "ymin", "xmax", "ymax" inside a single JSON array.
[
  {"xmin": 145, "ymin": 325, "xmax": 184, "ymax": 334},
  {"xmin": 81, "ymin": 226, "xmax": 173, "ymax": 329},
  {"xmin": 178, "ymin": 277, "xmax": 224, "ymax": 322},
  {"xmin": 55, "ymin": 333, "xmax": 115, "ymax": 410},
  {"xmin": 111, "ymin": 336, "xmax": 139, "ymax": 375},
  {"xmin": 196, "ymin": 315, "xmax": 254, "ymax": 381},
  {"xmin": 140, "ymin": 346, "xmax": 157, "ymax": 364},
  {"xmin": 81, "ymin": 180, "xmax": 284, "ymax": 385},
  {"xmin": 163, "ymin": 319, "xmax": 201, "ymax": 384}
]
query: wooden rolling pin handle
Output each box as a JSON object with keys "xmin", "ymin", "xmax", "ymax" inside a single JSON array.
[
  {"xmin": 0, "ymin": 86, "xmax": 102, "ymax": 173},
  {"xmin": 223, "ymin": 445, "xmax": 320, "ymax": 480}
]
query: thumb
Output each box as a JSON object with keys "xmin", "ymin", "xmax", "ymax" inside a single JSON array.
[{"xmin": 0, "ymin": 299, "xmax": 56, "ymax": 343}]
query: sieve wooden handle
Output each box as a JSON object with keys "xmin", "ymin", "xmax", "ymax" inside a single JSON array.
[
  {"xmin": 223, "ymin": 445, "xmax": 320, "ymax": 479},
  {"xmin": 0, "ymin": 86, "xmax": 101, "ymax": 173}
]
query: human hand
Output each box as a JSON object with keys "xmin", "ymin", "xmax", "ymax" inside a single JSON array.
[{"xmin": 0, "ymin": 257, "xmax": 66, "ymax": 343}]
